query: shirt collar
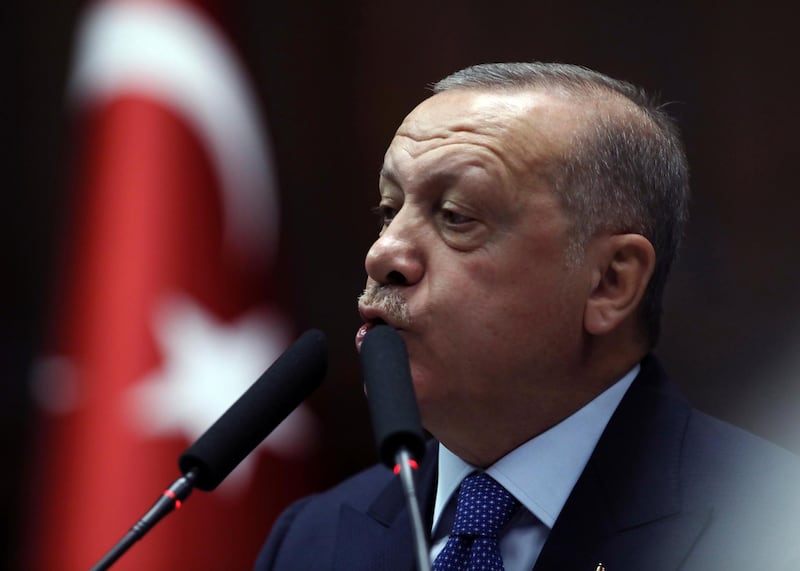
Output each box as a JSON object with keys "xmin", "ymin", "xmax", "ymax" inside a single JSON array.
[{"xmin": 433, "ymin": 364, "xmax": 639, "ymax": 531}]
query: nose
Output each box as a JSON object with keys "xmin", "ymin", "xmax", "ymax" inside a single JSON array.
[{"xmin": 364, "ymin": 212, "xmax": 424, "ymax": 286}]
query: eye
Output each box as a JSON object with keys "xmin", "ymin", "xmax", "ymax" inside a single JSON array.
[
  {"xmin": 441, "ymin": 208, "xmax": 474, "ymax": 226},
  {"xmin": 371, "ymin": 204, "xmax": 398, "ymax": 230},
  {"xmin": 438, "ymin": 202, "xmax": 484, "ymax": 251}
]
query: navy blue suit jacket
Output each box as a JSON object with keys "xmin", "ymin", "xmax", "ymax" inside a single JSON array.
[{"xmin": 255, "ymin": 356, "xmax": 800, "ymax": 570}]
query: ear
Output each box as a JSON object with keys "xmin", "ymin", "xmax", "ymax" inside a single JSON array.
[{"xmin": 583, "ymin": 234, "xmax": 656, "ymax": 336}]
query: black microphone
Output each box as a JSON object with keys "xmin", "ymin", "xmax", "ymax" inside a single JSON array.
[
  {"xmin": 359, "ymin": 324, "xmax": 430, "ymax": 571},
  {"xmin": 360, "ymin": 324, "xmax": 426, "ymax": 467},
  {"xmin": 180, "ymin": 328, "xmax": 328, "ymax": 490},
  {"xmin": 90, "ymin": 328, "xmax": 328, "ymax": 571}
]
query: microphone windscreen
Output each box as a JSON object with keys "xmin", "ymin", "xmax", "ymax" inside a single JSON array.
[
  {"xmin": 178, "ymin": 329, "xmax": 328, "ymax": 490},
  {"xmin": 360, "ymin": 325, "xmax": 426, "ymax": 468}
]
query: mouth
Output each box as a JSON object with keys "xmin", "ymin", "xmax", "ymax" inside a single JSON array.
[
  {"xmin": 355, "ymin": 287, "xmax": 411, "ymax": 352},
  {"xmin": 355, "ymin": 307, "xmax": 393, "ymax": 353}
]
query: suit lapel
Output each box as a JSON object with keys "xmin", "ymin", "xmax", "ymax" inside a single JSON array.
[
  {"xmin": 534, "ymin": 356, "xmax": 710, "ymax": 571},
  {"xmin": 332, "ymin": 442, "xmax": 439, "ymax": 571}
]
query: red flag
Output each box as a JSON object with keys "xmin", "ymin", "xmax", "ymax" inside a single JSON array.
[{"xmin": 26, "ymin": 1, "xmax": 319, "ymax": 569}]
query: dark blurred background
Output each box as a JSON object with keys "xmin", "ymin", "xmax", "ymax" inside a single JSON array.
[{"xmin": 5, "ymin": 0, "xmax": 799, "ymax": 569}]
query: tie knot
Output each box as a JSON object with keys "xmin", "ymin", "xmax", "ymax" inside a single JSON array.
[{"xmin": 451, "ymin": 472, "xmax": 520, "ymax": 539}]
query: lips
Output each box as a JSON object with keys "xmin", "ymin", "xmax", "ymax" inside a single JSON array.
[
  {"xmin": 355, "ymin": 323, "xmax": 371, "ymax": 352},
  {"xmin": 355, "ymin": 317, "xmax": 393, "ymax": 352},
  {"xmin": 356, "ymin": 288, "xmax": 413, "ymax": 352},
  {"xmin": 355, "ymin": 306, "xmax": 391, "ymax": 352}
]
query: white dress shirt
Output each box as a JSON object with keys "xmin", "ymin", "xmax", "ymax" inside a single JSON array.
[{"xmin": 429, "ymin": 365, "xmax": 639, "ymax": 571}]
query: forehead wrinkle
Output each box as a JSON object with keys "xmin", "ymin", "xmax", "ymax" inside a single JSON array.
[
  {"xmin": 398, "ymin": 100, "xmax": 563, "ymax": 187},
  {"xmin": 385, "ymin": 131, "xmax": 520, "ymax": 193},
  {"xmin": 395, "ymin": 112, "xmax": 514, "ymax": 157},
  {"xmin": 381, "ymin": 89, "xmax": 581, "ymax": 211},
  {"xmin": 381, "ymin": 141, "xmax": 507, "ymax": 199}
]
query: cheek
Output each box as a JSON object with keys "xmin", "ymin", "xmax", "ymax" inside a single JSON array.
[
  {"xmin": 407, "ymin": 245, "xmax": 581, "ymax": 384},
  {"xmin": 461, "ymin": 264, "xmax": 583, "ymax": 365},
  {"xmin": 421, "ymin": 257, "xmax": 541, "ymax": 357}
]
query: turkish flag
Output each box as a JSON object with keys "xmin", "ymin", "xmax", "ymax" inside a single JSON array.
[{"xmin": 25, "ymin": 1, "xmax": 320, "ymax": 569}]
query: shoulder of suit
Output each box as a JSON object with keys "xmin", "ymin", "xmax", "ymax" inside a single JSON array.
[{"xmin": 682, "ymin": 408, "xmax": 800, "ymax": 507}]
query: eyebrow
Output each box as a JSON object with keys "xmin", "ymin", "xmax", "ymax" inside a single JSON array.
[
  {"xmin": 379, "ymin": 166, "xmax": 401, "ymax": 188},
  {"xmin": 379, "ymin": 165, "xmax": 463, "ymax": 193}
]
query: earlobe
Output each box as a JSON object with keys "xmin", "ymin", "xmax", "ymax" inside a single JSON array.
[{"xmin": 583, "ymin": 234, "xmax": 656, "ymax": 336}]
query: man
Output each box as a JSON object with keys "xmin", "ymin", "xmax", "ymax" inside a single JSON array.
[{"xmin": 255, "ymin": 62, "xmax": 800, "ymax": 570}]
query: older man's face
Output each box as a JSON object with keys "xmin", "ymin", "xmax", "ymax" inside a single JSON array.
[{"xmin": 357, "ymin": 89, "xmax": 593, "ymax": 456}]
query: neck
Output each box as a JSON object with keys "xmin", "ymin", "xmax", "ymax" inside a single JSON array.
[{"xmin": 431, "ymin": 342, "xmax": 645, "ymax": 468}]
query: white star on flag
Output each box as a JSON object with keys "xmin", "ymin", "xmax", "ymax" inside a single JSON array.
[{"xmin": 126, "ymin": 294, "xmax": 319, "ymax": 494}]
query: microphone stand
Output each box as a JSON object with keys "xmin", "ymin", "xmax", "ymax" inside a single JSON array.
[
  {"xmin": 89, "ymin": 468, "xmax": 198, "ymax": 571},
  {"xmin": 395, "ymin": 449, "xmax": 431, "ymax": 571}
]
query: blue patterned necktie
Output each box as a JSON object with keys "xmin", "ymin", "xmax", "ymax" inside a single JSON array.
[{"xmin": 432, "ymin": 472, "xmax": 521, "ymax": 571}]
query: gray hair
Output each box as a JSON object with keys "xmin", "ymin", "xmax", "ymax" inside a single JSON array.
[{"xmin": 433, "ymin": 62, "xmax": 690, "ymax": 346}]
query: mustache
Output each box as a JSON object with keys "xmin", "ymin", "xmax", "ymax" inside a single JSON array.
[{"xmin": 358, "ymin": 283, "xmax": 412, "ymax": 327}]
